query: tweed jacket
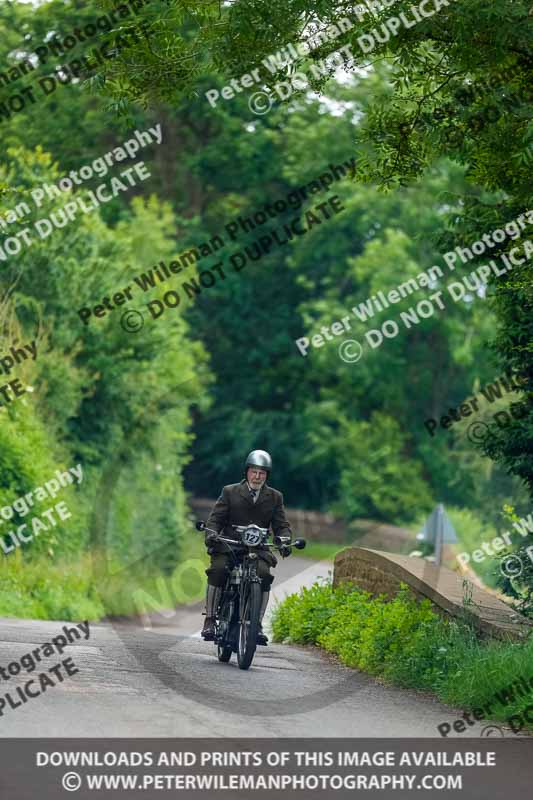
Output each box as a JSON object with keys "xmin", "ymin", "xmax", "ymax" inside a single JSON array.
[{"xmin": 205, "ymin": 480, "xmax": 292, "ymax": 563}]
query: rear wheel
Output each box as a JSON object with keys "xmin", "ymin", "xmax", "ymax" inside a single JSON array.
[{"xmin": 237, "ymin": 581, "xmax": 261, "ymax": 670}]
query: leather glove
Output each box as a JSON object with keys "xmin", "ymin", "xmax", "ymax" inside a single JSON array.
[{"xmin": 279, "ymin": 545, "xmax": 291, "ymax": 558}]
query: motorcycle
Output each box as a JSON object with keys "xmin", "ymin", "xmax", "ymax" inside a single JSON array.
[{"xmin": 196, "ymin": 520, "xmax": 306, "ymax": 670}]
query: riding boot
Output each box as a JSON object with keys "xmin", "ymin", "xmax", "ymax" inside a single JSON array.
[
  {"xmin": 201, "ymin": 585, "xmax": 221, "ymax": 640},
  {"xmin": 257, "ymin": 591, "xmax": 269, "ymax": 645}
]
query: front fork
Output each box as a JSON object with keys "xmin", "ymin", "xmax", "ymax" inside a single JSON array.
[
  {"xmin": 239, "ymin": 556, "xmax": 261, "ymax": 622},
  {"xmin": 215, "ymin": 572, "xmax": 240, "ymax": 645},
  {"xmin": 216, "ymin": 556, "xmax": 261, "ymax": 643}
]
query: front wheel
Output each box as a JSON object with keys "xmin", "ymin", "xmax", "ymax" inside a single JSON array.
[
  {"xmin": 237, "ymin": 581, "xmax": 261, "ymax": 670},
  {"xmin": 217, "ymin": 644, "xmax": 232, "ymax": 662},
  {"xmin": 216, "ymin": 590, "xmax": 234, "ymax": 662}
]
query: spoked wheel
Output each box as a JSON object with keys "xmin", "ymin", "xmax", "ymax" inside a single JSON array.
[
  {"xmin": 217, "ymin": 644, "xmax": 232, "ymax": 662},
  {"xmin": 237, "ymin": 582, "xmax": 261, "ymax": 670}
]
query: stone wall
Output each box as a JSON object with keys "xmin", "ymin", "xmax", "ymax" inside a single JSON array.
[
  {"xmin": 188, "ymin": 497, "xmax": 415, "ymax": 552},
  {"xmin": 334, "ymin": 547, "xmax": 422, "ymax": 600},
  {"xmin": 333, "ymin": 546, "xmax": 533, "ymax": 642}
]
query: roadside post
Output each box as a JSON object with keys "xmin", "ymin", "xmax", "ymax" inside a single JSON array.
[{"xmin": 417, "ymin": 503, "xmax": 458, "ymax": 566}]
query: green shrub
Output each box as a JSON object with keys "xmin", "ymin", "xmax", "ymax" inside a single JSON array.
[
  {"xmin": 271, "ymin": 579, "xmax": 533, "ymax": 729},
  {"xmin": 0, "ymin": 551, "xmax": 105, "ymax": 621},
  {"xmin": 272, "ymin": 579, "xmax": 340, "ymax": 643},
  {"xmin": 0, "ymin": 531, "xmax": 209, "ymax": 621},
  {"xmin": 0, "ymin": 403, "xmax": 89, "ymax": 559}
]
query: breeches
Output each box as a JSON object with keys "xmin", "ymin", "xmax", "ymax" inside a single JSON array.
[{"xmin": 206, "ymin": 552, "xmax": 274, "ymax": 592}]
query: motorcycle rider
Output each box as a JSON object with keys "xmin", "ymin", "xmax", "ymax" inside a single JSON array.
[{"xmin": 201, "ymin": 450, "xmax": 292, "ymax": 645}]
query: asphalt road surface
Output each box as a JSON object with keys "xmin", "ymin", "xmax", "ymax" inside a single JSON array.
[{"xmin": 0, "ymin": 557, "xmax": 501, "ymax": 737}]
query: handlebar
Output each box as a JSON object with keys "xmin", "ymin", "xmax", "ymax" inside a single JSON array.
[
  {"xmin": 195, "ymin": 520, "xmax": 306, "ymax": 552},
  {"xmin": 206, "ymin": 531, "xmax": 289, "ymax": 555}
]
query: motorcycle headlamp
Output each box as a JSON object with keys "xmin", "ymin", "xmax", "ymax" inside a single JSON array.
[{"xmin": 241, "ymin": 525, "xmax": 263, "ymax": 547}]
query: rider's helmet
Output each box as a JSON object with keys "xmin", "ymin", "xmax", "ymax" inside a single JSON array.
[{"xmin": 245, "ymin": 449, "xmax": 272, "ymax": 476}]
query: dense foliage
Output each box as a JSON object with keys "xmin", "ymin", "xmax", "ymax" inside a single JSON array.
[{"xmin": 0, "ymin": 0, "xmax": 531, "ymax": 615}]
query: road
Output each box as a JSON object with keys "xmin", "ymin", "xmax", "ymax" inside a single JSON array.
[{"xmin": 0, "ymin": 557, "xmax": 502, "ymax": 737}]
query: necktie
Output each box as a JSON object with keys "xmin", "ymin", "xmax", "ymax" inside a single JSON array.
[{"xmin": 250, "ymin": 488, "xmax": 257, "ymax": 502}]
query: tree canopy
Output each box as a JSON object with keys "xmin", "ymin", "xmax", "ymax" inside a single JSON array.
[{"xmin": 0, "ymin": 0, "xmax": 531, "ymax": 614}]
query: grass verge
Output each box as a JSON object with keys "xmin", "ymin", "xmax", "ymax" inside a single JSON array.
[
  {"xmin": 299, "ymin": 541, "xmax": 344, "ymax": 561},
  {"xmin": 271, "ymin": 579, "xmax": 533, "ymax": 734},
  {"xmin": 0, "ymin": 536, "xmax": 208, "ymax": 621}
]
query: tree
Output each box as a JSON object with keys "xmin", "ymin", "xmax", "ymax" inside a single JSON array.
[
  {"xmin": 0, "ymin": 143, "xmax": 211, "ymax": 573},
  {"xmin": 90, "ymin": 1, "xmax": 533, "ymax": 605},
  {"xmin": 93, "ymin": 1, "xmax": 533, "ymax": 497}
]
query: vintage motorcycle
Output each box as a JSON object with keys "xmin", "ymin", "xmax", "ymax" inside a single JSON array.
[{"xmin": 196, "ymin": 520, "xmax": 306, "ymax": 669}]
